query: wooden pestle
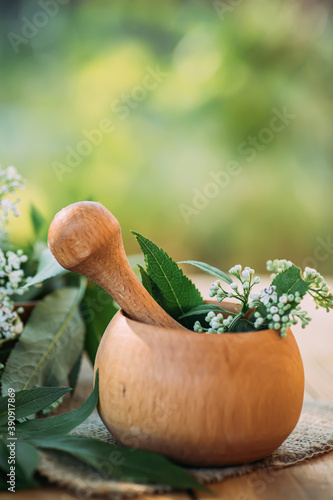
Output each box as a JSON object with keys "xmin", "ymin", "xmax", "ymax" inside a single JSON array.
[{"xmin": 48, "ymin": 201, "xmax": 186, "ymax": 330}]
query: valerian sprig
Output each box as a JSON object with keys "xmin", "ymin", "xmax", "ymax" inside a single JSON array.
[
  {"xmin": 192, "ymin": 260, "xmax": 332, "ymax": 338},
  {"xmin": 0, "ymin": 166, "xmax": 28, "ymax": 340},
  {"xmin": 303, "ymin": 267, "xmax": 333, "ymax": 312},
  {"xmin": 194, "ymin": 265, "xmax": 261, "ymax": 334},
  {"xmin": 0, "ymin": 166, "xmax": 25, "ymax": 225}
]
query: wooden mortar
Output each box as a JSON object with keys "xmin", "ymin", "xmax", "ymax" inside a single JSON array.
[
  {"xmin": 94, "ymin": 305, "xmax": 304, "ymax": 466},
  {"xmin": 48, "ymin": 201, "xmax": 305, "ymax": 466}
]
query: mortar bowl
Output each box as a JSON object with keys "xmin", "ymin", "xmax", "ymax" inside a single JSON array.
[{"xmin": 94, "ymin": 306, "xmax": 304, "ymax": 466}]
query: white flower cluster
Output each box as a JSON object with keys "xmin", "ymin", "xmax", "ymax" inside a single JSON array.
[
  {"xmin": 209, "ymin": 280, "xmax": 228, "ymax": 302},
  {"xmin": 252, "ymin": 285, "xmax": 278, "ymax": 306},
  {"xmin": 194, "ymin": 311, "xmax": 235, "ymax": 334},
  {"xmin": 229, "ymin": 265, "xmax": 260, "ymax": 288},
  {"xmin": 192, "ymin": 259, "xmax": 332, "ymax": 337},
  {"xmin": 0, "ymin": 249, "xmax": 27, "ymax": 340},
  {"xmin": 196, "ymin": 263, "xmax": 262, "ymax": 334},
  {"xmin": 0, "ymin": 166, "xmax": 25, "ymax": 225},
  {"xmin": 254, "ymin": 291, "xmax": 311, "ymax": 337},
  {"xmin": 303, "ymin": 267, "xmax": 333, "ymax": 312},
  {"xmin": 209, "ymin": 264, "xmax": 260, "ymax": 304},
  {"xmin": 266, "ymin": 259, "xmax": 292, "ymax": 279}
]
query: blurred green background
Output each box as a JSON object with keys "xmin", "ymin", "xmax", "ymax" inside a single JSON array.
[{"xmin": 1, "ymin": 0, "xmax": 332, "ymax": 273}]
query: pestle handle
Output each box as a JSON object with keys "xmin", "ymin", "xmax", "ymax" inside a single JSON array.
[{"xmin": 48, "ymin": 201, "xmax": 186, "ymax": 330}]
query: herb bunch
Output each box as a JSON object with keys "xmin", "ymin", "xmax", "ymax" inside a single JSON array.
[
  {"xmin": 133, "ymin": 234, "xmax": 333, "ymax": 337},
  {"xmin": 0, "ymin": 166, "xmax": 120, "ymax": 391}
]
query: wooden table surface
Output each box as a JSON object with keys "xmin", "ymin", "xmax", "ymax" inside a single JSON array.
[{"xmin": 3, "ymin": 276, "xmax": 333, "ymax": 500}]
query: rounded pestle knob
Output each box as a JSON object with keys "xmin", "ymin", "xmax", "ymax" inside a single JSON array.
[{"xmin": 48, "ymin": 201, "xmax": 186, "ymax": 330}]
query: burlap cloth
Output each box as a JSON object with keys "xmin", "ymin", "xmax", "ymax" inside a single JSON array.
[{"xmin": 37, "ymin": 401, "xmax": 333, "ymax": 498}]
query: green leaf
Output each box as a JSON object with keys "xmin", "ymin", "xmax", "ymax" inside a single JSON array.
[
  {"xmin": 28, "ymin": 433, "xmax": 207, "ymax": 492},
  {"xmin": 15, "ymin": 440, "xmax": 39, "ymax": 480},
  {"xmin": 30, "ymin": 204, "xmax": 46, "ymax": 237},
  {"xmin": 127, "ymin": 253, "xmax": 146, "ymax": 277},
  {"xmin": 81, "ymin": 282, "xmax": 119, "ymax": 366},
  {"xmin": 0, "ymin": 348, "xmax": 12, "ymax": 366},
  {"xmin": 272, "ymin": 265, "xmax": 310, "ymax": 298},
  {"xmin": 1, "ymin": 281, "xmax": 87, "ymax": 394},
  {"xmin": 16, "ymin": 371, "xmax": 99, "ymax": 437},
  {"xmin": 178, "ymin": 304, "xmax": 225, "ymax": 319},
  {"xmin": 0, "ymin": 437, "xmax": 39, "ymax": 490},
  {"xmin": 0, "ymin": 438, "xmax": 8, "ymax": 472},
  {"xmin": 23, "ymin": 248, "xmax": 68, "ymax": 288},
  {"xmin": 138, "ymin": 265, "xmax": 166, "ymax": 305},
  {"xmin": 138, "ymin": 264, "xmax": 154, "ymax": 296},
  {"xmin": 179, "ymin": 260, "xmax": 233, "ymax": 285},
  {"xmin": 229, "ymin": 318, "xmax": 254, "ymax": 333},
  {"xmin": 132, "ymin": 232, "xmax": 203, "ymax": 319},
  {"xmin": 68, "ymin": 354, "xmax": 82, "ymax": 395},
  {"xmin": 0, "ymin": 386, "xmax": 72, "ymax": 426}
]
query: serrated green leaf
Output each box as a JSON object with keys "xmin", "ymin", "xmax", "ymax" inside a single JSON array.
[
  {"xmin": 132, "ymin": 232, "xmax": 203, "ymax": 319},
  {"xmin": 272, "ymin": 265, "xmax": 310, "ymax": 298},
  {"xmin": 1, "ymin": 281, "xmax": 87, "ymax": 394},
  {"xmin": 127, "ymin": 253, "xmax": 146, "ymax": 277},
  {"xmin": 16, "ymin": 371, "xmax": 99, "ymax": 437},
  {"xmin": 0, "ymin": 386, "xmax": 72, "ymax": 425},
  {"xmin": 179, "ymin": 260, "xmax": 233, "ymax": 285},
  {"xmin": 81, "ymin": 282, "xmax": 119, "ymax": 366},
  {"xmin": 28, "ymin": 433, "xmax": 208, "ymax": 492},
  {"xmin": 138, "ymin": 264, "xmax": 154, "ymax": 296},
  {"xmin": 23, "ymin": 247, "xmax": 67, "ymax": 289},
  {"xmin": 138, "ymin": 264, "xmax": 166, "ymax": 305}
]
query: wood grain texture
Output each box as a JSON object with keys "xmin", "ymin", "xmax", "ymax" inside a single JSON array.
[
  {"xmin": 196, "ymin": 453, "xmax": 333, "ymax": 500},
  {"xmin": 94, "ymin": 307, "xmax": 304, "ymax": 466},
  {"xmin": 47, "ymin": 201, "xmax": 185, "ymax": 330}
]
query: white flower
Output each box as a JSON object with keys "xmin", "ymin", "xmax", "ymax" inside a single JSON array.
[
  {"xmin": 7, "ymin": 251, "xmax": 21, "ymax": 270},
  {"xmin": 254, "ymin": 317, "xmax": 264, "ymax": 328},
  {"xmin": 229, "ymin": 265, "xmax": 242, "ymax": 274},
  {"xmin": 272, "ymin": 314, "xmax": 280, "ymax": 322},
  {"xmin": 223, "ymin": 315, "xmax": 233, "ymax": 327},
  {"xmin": 205, "ymin": 311, "xmax": 216, "ymax": 322},
  {"xmin": 6, "ymin": 166, "xmax": 20, "ymax": 180},
  {"xmin": 230, "ymin": 282, "xmax": 238, "ymax": 290},
  {"xmin": 253, "ymin": 276, "xmax": 260, "ymax": 284},
  {"xmin": 0, "ymin": 165, "xmax": 24, "ymax": 224},
  {"xmin": 242, "ymin": 269, "xmax": 249, "ymax": 279},
  {"xmin": 0, "ymin": 250, "xmax": 6, "ymax": 268},
  {"xmin": 0, "ymin": 198, "xmax": 13, "ymax": 217},
  {"xmin": 210, "ymin": 281, "xmax": 220, "ymax": 291},
  {"xmin": 0, "ymin": 247, "xmax": 27, "ymax": 340},
  {"xmin": 194, "ymin": 321, "xmax": 203, "ymax": 332},
  {"xmin": 304, "ymin": 267, "xmax": 316, "ymax": 279},
  {"xmin": 251, "ymin": 293, "xmax": 260, "ymax": 301},
  {"xmin": 260, "ymin": 286, "xmax": 278, "ymax": 305}
]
